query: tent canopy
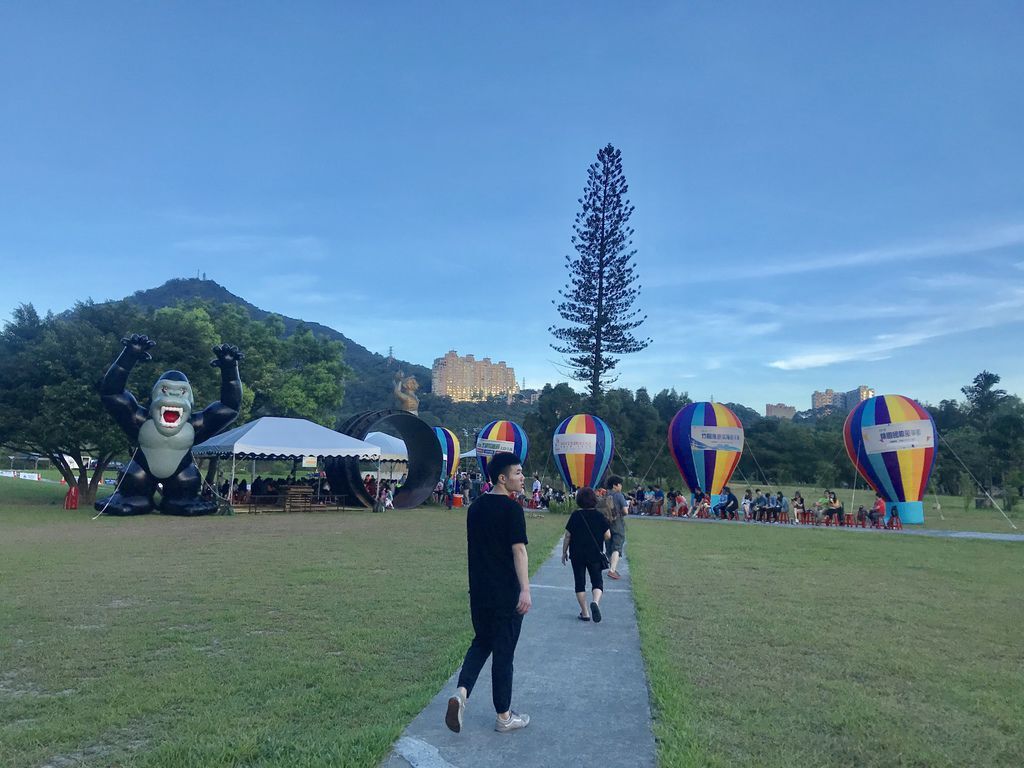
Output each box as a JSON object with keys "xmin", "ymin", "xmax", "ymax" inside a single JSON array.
[
  {"xmin": 364, "ymin": 431, "xmax": 409, "ymax": 462},
  {"xmin": 460, "ymin": 448, "xmax": 477, "ymax": 459},
  {"xmin": 193, "ymin": 417, "xmax": 381, "ymax": 460}
]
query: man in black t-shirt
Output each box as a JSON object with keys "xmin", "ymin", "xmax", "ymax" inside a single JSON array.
[{"xmin": 445, "ymin": 452, "xmax": 532, "ymax": 734}]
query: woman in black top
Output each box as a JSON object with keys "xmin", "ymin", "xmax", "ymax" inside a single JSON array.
[{"xmin": 561, "ymin": 487, "xmax": 612, "ymax": 622}]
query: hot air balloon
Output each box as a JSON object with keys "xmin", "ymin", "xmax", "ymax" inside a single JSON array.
[
  {"xmin": 552, "ymin": 414, "xmax": 614, "ymax": 490},
  {"xmin": 434, "ymin": 426, "xmax": 461, "ymax": 480},
  {"xmin": 476, "ymin": 420, "xmax": 528, "ymax": 482},
  {"xmin": 844, "ymin": 394, "xmax": 937, "ymax": 525},
  {"xmin": 668, "ymin": 402, "xmax": 744, "ymax": 508}
]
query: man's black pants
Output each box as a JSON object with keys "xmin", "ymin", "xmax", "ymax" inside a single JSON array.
[{"xmin": 457, "ymin": 601, "xmax": 523, "ymax": 714}]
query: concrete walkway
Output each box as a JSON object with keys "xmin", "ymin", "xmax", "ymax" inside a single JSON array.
[
  {"xmin": 633, "ymin": 514, "xmax": 1024, "ymax": 542},
  {"xmin": 381, "ymin": 540, "xmax": 656, "ymax": 768}
]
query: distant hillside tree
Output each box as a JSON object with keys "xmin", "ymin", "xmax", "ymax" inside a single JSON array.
[
  {"xmin": 550, "ymin": 143, "xmax": 651, "ymax": 402},
  {"xmin": 522, "ymin": 383, "xmax": 584, "ymax": 477},
  {"xmin": 124, "ymin": 278, "xmax": 429, "ymax": 417},
  {"xmin": 0, "ymin": 300, "xmax": 350, "ymax": 505},
  {"xmin": 961, "ymin": 370, "xmax": 1008, "ymax": 426},
  {"xmin": 0, "ymin": 301, "xmax": 145, "ymax": 505}
]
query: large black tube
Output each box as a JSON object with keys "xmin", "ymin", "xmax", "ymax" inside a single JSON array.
[{"xmin": 325, "ymin": 410, "xmax": 442, "ymax": 509}]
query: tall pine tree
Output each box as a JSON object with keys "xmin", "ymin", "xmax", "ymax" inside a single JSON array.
[{"xmin": 550, "ymin": 143, "xmax": 651, "ymax": 401}]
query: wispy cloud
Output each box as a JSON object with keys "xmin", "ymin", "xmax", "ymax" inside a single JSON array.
[
  {"xmin": 156, "ymin": 208, "xmax": 271, "ymax": 229},
  {"xmin": 653, "ymin": 222, "xmax": 1024, "ymax": 286},
  {"xmin": 648, "ymin": 311, "xmax": 782, "ymax": 342},
  {"xmin": 288, "ymin": 292, "xmax": 335, "ymax": 305},
  {"xmin": 173, "ymin": 235, "xmax": 329, "ymax": 262},
  {"xmin": 244, "ymin": 273, "xmax": 372, "ymax": 313},
  {"xmin": 908, "ymin": 271, "xmax": 1009, "ymax": 291},
  {"xmin": 768, "ymin": 285, "xmax": 1024, "ymax": 370}
]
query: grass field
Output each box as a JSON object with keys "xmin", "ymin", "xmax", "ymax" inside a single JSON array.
[
  {"xmin": 4, "ymin": 476, "xmax": 1023, "ymax": 767},
  {"xmin": 0, "ymin": 481, "xmax": 565, "ymax": 767},
  {"xmin": 629, "ymin": 520, "xmax": 1024, "ymax": 767},
  {"xmin": 784, "ymin": 487, "xmax": 1020, "ymax": 533}
]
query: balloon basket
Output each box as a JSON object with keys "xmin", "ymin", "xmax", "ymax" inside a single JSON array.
[{"xmin": 887, "ymin": 500, "xmax": 923, "ymax": 525}]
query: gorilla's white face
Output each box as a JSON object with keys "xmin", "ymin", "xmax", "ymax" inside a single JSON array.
[{"xmin": 149, "ymin": 377, "xmax": 194, "ymax": 436}]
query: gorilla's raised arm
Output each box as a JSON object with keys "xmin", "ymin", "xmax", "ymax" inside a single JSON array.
[
  {"xmin": 192, "ymin": 343, "xmax": 244, "ymax": 442},
  {"xmin": 99, "ymin": 334, "xmax": 155, "ymax": 441}
]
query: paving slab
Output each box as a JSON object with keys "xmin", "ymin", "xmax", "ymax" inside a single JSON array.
[{"xmin": 381, "ymin": 539, "xmax": 656, "ymax": 768}]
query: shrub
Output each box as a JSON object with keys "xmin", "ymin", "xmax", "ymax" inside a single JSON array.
[{"xmin": 547, "ymin": 498, "xmax": 573, "ymax": 515}]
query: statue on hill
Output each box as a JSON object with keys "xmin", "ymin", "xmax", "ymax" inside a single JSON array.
[{"xmin": 394, "ymin": 370, "xmax": 420, "ymax": 414}]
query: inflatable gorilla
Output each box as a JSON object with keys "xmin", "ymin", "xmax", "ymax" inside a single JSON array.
[{"xmin": 95, "ymin": 333, "xmax": 243, "ymax": 516}]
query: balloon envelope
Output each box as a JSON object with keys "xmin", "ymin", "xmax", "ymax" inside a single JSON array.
[
  {"xmin": 668, "ymin": 402, "xmax": 744, "ymax": 496},
  {"xmin": 552, "ymin": 414, "xmax": 614, "ymax": 490},
  {"xmin": 476, "ymin": 420, "xmax": 528, "ymax": 482},
  {"xmin": 844, "ymin": 394, "xmax": 937, "ymax": 524},
  {"xmin": 434, "ymin": 426, "xmax": 461, "ymax": 479}
]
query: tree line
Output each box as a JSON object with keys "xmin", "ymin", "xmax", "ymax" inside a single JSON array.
[
  {"xmin": 0, "ymin": 299, "xmax": 348, "ymax": 504},
  {"xmin": 541, "ymin": 143, "xmax": 1020, "ymax": 506},
  {"xmin": 2, "ymin": 298, "xmax": 1019, "ymax": 510},
  {"xmin": 517, "ymin": 373, "xmax": 1023, "ymax": 510}
]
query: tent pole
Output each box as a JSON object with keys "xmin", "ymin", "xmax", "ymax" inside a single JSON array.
[{"xmin": 230, "ymin": 455, "xmax": 236, "ymax": 507}]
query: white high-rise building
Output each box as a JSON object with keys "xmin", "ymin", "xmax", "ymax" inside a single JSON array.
[{"xmin": 432, "ymin": 350, "xmax": 519, "ymax": 402}]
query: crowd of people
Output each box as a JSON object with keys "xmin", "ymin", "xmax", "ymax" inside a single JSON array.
[
  {"xmin": 623, "ymin": 483, "xmax": 897, "ymax": 527},
  {"xmin": 433, "ymin": 472, "xmax": 569, "ymax": 510},
  {"xmin": 214, "ymin": 465, "xmax": 894, "ymax": 533},
  {"xmin": 211, "ymin": 473, "xmax": 334, "ymax": 505},
  {"xmin": 363, "ymin": 474, "xmax": 401, "ymax": 510}
]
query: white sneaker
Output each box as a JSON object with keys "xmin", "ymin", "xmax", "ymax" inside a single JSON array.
[
  {"xmin": 494, "ymin": 710, "xmax": 530, "ymax": 732},
  {"xmin": 445, "ymin": 693, "xmax": 465, "ymax": 733}
]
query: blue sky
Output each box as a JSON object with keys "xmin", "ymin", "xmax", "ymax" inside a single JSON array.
[{"xmin": 2, "ymin": 2, "xmax": 1022, "ymax": 412}]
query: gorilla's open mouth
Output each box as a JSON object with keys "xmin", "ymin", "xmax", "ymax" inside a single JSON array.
[{"xmin": 161, "ymin": 406, "xmax": 183, "ymax": 425}]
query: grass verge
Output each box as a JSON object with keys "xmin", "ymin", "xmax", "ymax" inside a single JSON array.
[
  {"xmin": 0, "ymin": 500, "xmax": 564, "ymax": 767},
  {"xmin": 629, "ymin": 519, "xmax": 1024, "ymax": 767}
]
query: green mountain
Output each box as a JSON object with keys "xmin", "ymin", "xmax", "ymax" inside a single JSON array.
[{"xmin": 124, "ymin": 278, "xmax": 432, "ymax": 417}]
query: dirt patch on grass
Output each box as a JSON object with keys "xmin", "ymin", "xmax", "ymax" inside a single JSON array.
[
  {"xmin": 40, "ymin": 729, "xmax": 148, "ymax": 768},
  {"xmin": 0, "ymin": 669, "xmax": 74, "ymax": 699}
]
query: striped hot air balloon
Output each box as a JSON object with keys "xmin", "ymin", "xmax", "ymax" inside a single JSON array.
[
  {"xmin": 476, "ymin": 420, "xmax": 528, "ymax": 482},
  {"xmin": 434, "ymin": 426, "xmax": 461, "ymax": 480},
  {"xmin": 552, "ymin": 414, "xmax": 614, "ymax": 490},
  {"xmin": 844, "ymin": 394, "xmax": 937, "ymax": 525},
  {"xmin": 668, "ymin": 402, "xmax": 744, "ymax": 507}
]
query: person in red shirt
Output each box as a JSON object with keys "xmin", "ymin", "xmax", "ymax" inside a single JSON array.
[{"xmin": 869, "ymin": 492, "xmax": 886, "ymax": 527}]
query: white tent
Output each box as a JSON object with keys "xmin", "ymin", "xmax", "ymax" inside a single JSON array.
[
  {"xmin": 460, "ymin": 448, "xmax": 477, "ymax": 459},
  {"xmin": 364, "ymin": 431, "xmax": 409, "ymax": 462},
  {"xmin": 193, "ymin": 417, "xmax": 382, "ymax": 502},
  {"xmin": 193, "ymin": 417, "xmax": 381, "ymax": 460}
]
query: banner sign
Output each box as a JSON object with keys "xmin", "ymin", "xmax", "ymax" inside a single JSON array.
[
  {"xmin": 476, "ymin": 438, "xmax": 515, "ymax": 457},
  {"xmin": 553, "ymin": 433, "xmax": 597, "ymax": 455},
  {"xmin": 690, "ymin": 426, "xmax": 744, "ymax": 452},
  {"xmin": 0, "ymin": 470, "xmax": 42, "ymax": 480},
  {"xmin": 861, "ymin": 420, "xmax": 934, "ymax": 454},
  {"xmin": 301, "ymin": 456, "xmax": 317, "ymax": 468}
]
